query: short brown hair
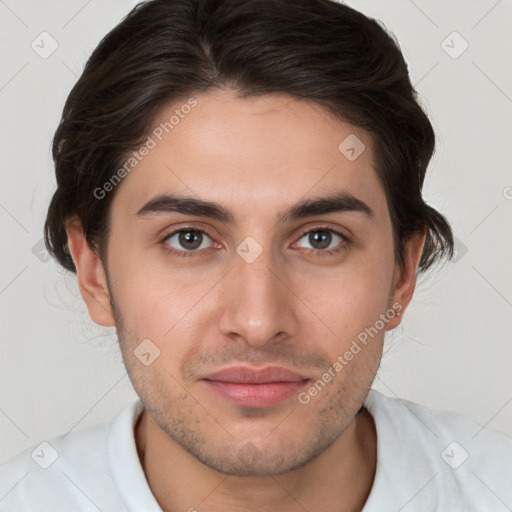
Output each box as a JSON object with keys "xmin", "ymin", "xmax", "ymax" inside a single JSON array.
[{"xmin": 45, "ymin": 0, "xmax": 453, "ymax": 273}]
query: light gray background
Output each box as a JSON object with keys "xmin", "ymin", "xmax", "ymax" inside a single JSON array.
[{"xmin": 1, "ymin": 0, "xmax": 511, "ymax": 464}]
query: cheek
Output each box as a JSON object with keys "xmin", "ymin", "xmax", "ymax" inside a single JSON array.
[
  {"xmin": 107, "ymin": 250, "xmax": 222, "ymax": 358},
  {"xmin": 295, "ymin": 248, "xmax": 394, "ymax": 340}
]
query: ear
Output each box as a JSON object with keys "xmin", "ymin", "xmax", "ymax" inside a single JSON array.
[
  {"xmin": 385, "ymin": 230, "xmax": 426, "ymax": 331},
  {"xmin": 65, "ymin": 218, "xmax": 115, "ymax": 327}
]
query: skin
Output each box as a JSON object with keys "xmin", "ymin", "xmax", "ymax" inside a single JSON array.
[{"xmin": 66, "ymin": 88, "xmax": 425, "ymax": 512}]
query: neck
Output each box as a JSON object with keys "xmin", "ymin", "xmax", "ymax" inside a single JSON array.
[{"xmin": 135, "ymin": 408, "xmax": 377, "ymax": 512}]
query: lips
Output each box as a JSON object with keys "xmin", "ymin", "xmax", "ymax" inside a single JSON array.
[
  {"xmin": 200, "ymin": 365, "xmax": 310, "ymax": 407},
  {"xmin": 202, "ymin": 366, "xmax": 308, "ymax": 384}
]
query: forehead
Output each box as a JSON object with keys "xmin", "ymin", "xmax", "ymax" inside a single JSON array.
[{"xmin": 112, "ymin": 89, "xmax": 387, "ymax": 220}]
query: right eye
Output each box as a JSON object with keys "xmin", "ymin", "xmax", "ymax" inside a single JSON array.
[{"xmin": 161, "ymin": 228, "xmax": 216, "ymax": 256}]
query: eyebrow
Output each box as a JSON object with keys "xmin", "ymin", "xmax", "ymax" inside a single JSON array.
[{"xmin": 136, "ymin": 191, "xmax": 374, "ymax": 223}]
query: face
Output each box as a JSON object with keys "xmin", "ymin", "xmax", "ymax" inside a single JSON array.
[{"xmin": 70, "ymin": 89, "xmax": 421, "ymax": 476}]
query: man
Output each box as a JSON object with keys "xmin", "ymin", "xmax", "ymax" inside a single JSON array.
[{"xmin": 1, "ymin": 0, "xmax": 511, "ymax": 510}]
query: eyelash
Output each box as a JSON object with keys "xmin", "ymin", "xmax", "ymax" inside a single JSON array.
[{"xmin": 159, "ymin": 226, "xmax": 350, "ymax": 258}]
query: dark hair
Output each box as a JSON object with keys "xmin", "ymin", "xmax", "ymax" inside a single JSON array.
[{"xmin": 44, "ymin": 0, "xmax": 453, "ymax": 274}]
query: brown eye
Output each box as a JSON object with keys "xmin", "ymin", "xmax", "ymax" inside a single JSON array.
[
  {"xmin": 296, "ymin": 228, "xmax": 345, "ymax": 251},
  {"xmin": 164, "ymin": 229, "xmax": 212, "ymax": 252},
  {"xmin": 308, "ymin": 230, "xmax": 332, "ymax": 249}
]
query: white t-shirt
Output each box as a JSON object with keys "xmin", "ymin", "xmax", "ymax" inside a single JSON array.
[{"xmin": 1, "ymin": 390, "xmax": 511, "ymax": 511}]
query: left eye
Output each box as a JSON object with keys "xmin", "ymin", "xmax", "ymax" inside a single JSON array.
[
  {"xmin": 295, "ymin": 228, "xmax": 345, "ymax": 251},
  {"xmin": 163, "ymin": 229, "xmax": 213, "ymax": 251}
]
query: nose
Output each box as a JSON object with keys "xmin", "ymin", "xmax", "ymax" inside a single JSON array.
[{"xmin": 218, "ymin": 245, "xmax": 298, "ymax": 348}]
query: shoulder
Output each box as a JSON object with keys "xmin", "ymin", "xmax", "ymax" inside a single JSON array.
[
  {"xmin": 0, "ymin": 400, "xmax": 143, "ymax": 511},
  {"xmin": 363, "ymin": 390, "xmax": 512, "ymax": 511}
]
